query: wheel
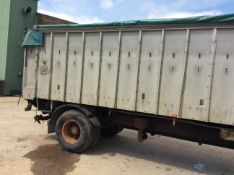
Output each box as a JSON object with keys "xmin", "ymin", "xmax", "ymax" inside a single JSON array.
[
  {"xmin": 101, "ymin": 125, "xmax": 123, "ymax": 137},
  {"xmin": 55, "ymin": 110, "xmax": 94, "ymax": 153}
]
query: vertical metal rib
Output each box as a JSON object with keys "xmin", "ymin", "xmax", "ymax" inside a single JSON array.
[
  {"xmin": 97, "ymin": 32, "xmax": 103, "ymax": 106},
  {"xmin": 49, "ymin": 32, "xmax": 54, "ymax": 100},
  {"xmin": 179, "ymin": 29, "xmax": 191, "ymax": 117},
  {"xmin": 34, "ymin": 47, "xmax": 39, "ymax": 99},
  {"xmin": 79, "ymin": 32, "xmax": 86, "ymax": 103},
  {"xmin": 114, "ymin": 31, "xmax": 122, "ymax": 108},
  {"xmin": 135, "ymin": 30, "xmax": 143, "ymax": 111},
  {"xmin": 156, "ymin": 30, "xmax": 165, "ymax": 114},
  {"xmin": 208, "ymin": 28, "xmax": 218, "ymax": 122},
  {"xmin": 64, "ymin": 32, "xmax": 69, "ymax": 101}
]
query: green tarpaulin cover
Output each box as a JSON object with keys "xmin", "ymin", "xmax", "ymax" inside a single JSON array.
[
  {"xmin": 22, "ymin": 14, "xmax": 234, "ymax": 46},
  {"xmin": 38, "ymin": 14, "xmax": 234, "ymax": 29}
]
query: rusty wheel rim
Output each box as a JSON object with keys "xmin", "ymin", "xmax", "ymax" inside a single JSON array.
[{"xmin": 62, "ymin": 120, "xmax": 81, "ymax": 144}]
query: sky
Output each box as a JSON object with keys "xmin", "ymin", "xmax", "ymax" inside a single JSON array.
[{"xmin": 38, "ymin": 0, "xmax": 234, "ymax": 24}]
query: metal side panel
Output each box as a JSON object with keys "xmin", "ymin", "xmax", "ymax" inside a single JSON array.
[
  {"xmin": 37, "ymin": 33, "xmax": 52, "ymax": 99},
  {"xmin": 182, "ymin": 30, "xmax": 213, "ymax": 121},
  {"xmin": 117, "ymin": 31, "xmax": 140, "ymax": 111},
  {"xmin": 82, "ymin": 32, "xmax": 101, "ymax": 105},
  {"xmin": 65, "ymin": 33, "xmax": 83, "ymax": 103},
  {"xmin": 99, "ymin": 32, "xmax": 119, "ymax": 108},
  {"xmin": 210, "ymin": 29, "xmax": 234, "ymax": 125},
  {"xmin": 136, "ymin": 31, "xmax": 163, "ymax": 114},
  {"xmin": 159, "ymin": 30, "xmax": 187, "ymax": 116},
  {"xmin": 51, "ymin": 33, "xmax": 67, "ymax": 101},
  {"xmin": 23, "ymin": 46, "xmax": 37, "ymax": 100}
]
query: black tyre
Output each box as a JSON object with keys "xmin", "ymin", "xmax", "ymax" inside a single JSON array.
[
  {"xmin": 101, "ymin": 125, "xmax": 123, "ymax": 137},
  {"xmin": 90, "ymin": 117, "xmax": 101, "ymax": 147},
  {"xmin": 55, "ymin": 110, "xmax": 93, "ymax": 153}
]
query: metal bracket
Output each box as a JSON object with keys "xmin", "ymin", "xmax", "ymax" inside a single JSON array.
[
  {"xmin": 138, "ymin": 129, "xmax": 148, "ymax": 142},
  {"xmin": 34, "ymin": 114, "xmax": 50, "ymax": 124}
]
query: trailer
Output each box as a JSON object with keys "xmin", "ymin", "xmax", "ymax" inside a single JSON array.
[{"xmin": 22, "ymin": 14, "xmax": 234, "ymax": 153}]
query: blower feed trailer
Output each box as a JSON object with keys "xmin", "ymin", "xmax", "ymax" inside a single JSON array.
[{"xmin": 22, "ymin": 14, "xmax": 234, "ymax": 153}]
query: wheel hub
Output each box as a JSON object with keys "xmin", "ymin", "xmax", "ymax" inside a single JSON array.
[
  {"xmin": 70, "ymin": 125, "xmax": 79, "ymax": 136},
  {"xmin": 62, "ymin": 120, "xmax": 81, "ymax": 144}
]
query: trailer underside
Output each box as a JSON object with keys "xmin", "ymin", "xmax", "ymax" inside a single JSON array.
[{"xmin": 27, "ymin": 98, "xmax": 234, "ymax": 150}]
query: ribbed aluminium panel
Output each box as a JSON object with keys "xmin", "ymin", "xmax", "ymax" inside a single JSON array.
[
  {"xmin": 65, "ymin": 33, "xmax": 84, "ymax": 103},
  {"xmin": 23, "ymin": 25, "xmax": 234, "ymax": 126},
  {"xmin": 51, "ymin": 33, "xmax": 67, "ymax": 101},
  {"xmin": 99, "ymin": 32, "xmax": 120, "ymax": 108},
  {"xmin": 136, "ymin": 31, "xmax": 163, "ymax": 114},
  {"xmin": 37, "ymin": 33, "xmax": 52, "ymax": 99},
  {"xmin": 117, "ymin": 32, "xmax": 140, "ymax": 111},
  {"xmin": 81, "ymin": 33, "xmax": 101, "ymax": 106},
  {"xmin": 210, "ymin": 29, "xmax": 234, "ymax": 125},
  {"xmin": 182, "ymin": 29, "xmax": 213, "ymax": 121},
  {"xmin": 158, "ymin": 30, "xmax": 187, "ymax": 116},
  {"xmin": 22, "ymin": 47, "xmax": 37, "ymax": 99}
]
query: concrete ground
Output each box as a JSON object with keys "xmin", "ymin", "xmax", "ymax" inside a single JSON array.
[{"xmin": 0, "ymin": 97, "xmax": 233, "ymax": 175}]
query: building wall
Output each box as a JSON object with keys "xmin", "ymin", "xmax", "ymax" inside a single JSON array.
[
  {"xmin": 0, "ymin": 0, "xmax": 10, "ymax": 94},
  {"xmin": 38, "ymin": 13, "xmax": 75, "ymax": 24},
  {"xmin": 2, "ymin": 0, "xmax": 38, "ymax": 95}
]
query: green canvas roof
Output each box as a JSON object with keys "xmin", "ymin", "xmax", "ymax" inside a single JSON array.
[
  {"xmin": 37, "ymin": 13, "xmax": 234, "ymax": 29},
  {"xmin": 22, "ymin": 14, "xmax": 234, "ymax": 46}
]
